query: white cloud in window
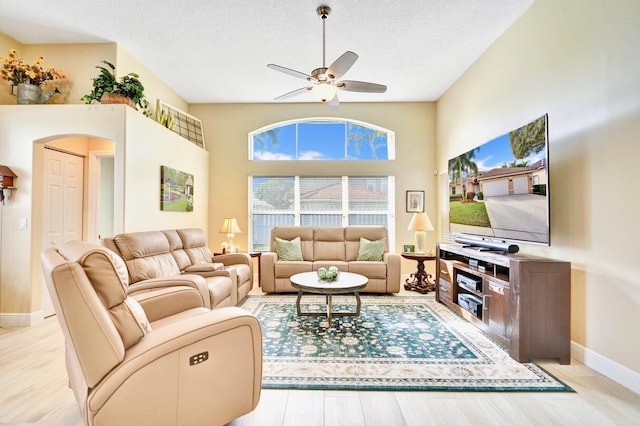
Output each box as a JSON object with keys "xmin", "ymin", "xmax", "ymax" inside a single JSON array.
[
  {"xmin": 298, "ymin": 151, "xmax": 327, "ymax": 160},
  {"xmin": 254, "ymin": 151, "xmax": 294, "ymax": 160}
]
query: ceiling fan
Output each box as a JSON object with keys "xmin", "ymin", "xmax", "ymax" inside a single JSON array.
[{"xmin": 267, "ymin": 5, "xmax": 387, "ymax": 107}]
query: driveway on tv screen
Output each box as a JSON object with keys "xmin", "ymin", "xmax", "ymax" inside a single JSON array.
[
  {"xmin": 484, "ymin": 194, "xmax": 547, "ymax": 242},
  {"xmin": 451, "ymin": 194, "xmax": 548, "ymax": 243}
]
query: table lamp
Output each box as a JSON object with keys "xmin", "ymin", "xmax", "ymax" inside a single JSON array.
[
  {"xmin": 408, "ymin": 212, "xmax": 434, "ymax": 254},
  {"xmin": 219, "ymin": 218, "xmax": 242, "ymax": 252}
]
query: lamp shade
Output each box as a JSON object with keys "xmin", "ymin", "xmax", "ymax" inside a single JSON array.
[
  {"xmin": 219, "ymin": 218, "xmax": 242, "ymax": 234},
  {"xmin": 407, "ymin": 212, "xmax": 434, "ymax": 231}
]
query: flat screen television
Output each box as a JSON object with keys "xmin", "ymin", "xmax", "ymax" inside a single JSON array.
[{"xmin": 448, "ymin": 114, "xmax": 550, "ymax": 249}]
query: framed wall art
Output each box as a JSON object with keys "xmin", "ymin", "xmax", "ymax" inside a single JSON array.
[
  {"xmin": 406, "ymin": 190, "xmax": 424, "ymax": 213},
  {"xmin": 160, "ymin": 166, "xmax": 194, "ymax": 212}
]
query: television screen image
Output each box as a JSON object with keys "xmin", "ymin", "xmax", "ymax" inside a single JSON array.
[{"xmin": 448, "ymin": 114, "xmax": 550, "ymax": 246}]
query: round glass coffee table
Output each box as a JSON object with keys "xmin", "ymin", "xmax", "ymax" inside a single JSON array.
[{"xmin": 290, "ymin": 271, "xmax": 368, "ymax": 326}]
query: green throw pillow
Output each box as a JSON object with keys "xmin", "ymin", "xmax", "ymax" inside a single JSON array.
[
  {"xmin": 357, "ymin": 237, "xmax": 385, "ymax": 261},
  {"xmin": 275, "ymin": 236, "xmax": 303, "ymax": 261}
]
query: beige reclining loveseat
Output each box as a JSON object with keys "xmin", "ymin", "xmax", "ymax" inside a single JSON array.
[
  {"xmin": 260, "ymin": 226, "xmax": 401, "ymax": 293},
  {"xmin": 40, "ymin": 240, "xmax": 262, "ymax": 426},
  {"xmin": 102, "ymin": 228, "xmax": 253, "ymax": 309}
]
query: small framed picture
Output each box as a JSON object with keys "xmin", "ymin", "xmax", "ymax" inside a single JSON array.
[
  {"xmin": 406, "ymin": 190, "xmax": 425, "ymax": 213},
  {"xmin": 403, "ymin": 244, "xmax": 415, "ymax": 253}
]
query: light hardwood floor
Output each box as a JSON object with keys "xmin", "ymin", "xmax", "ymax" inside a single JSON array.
[{"xmin": 2, "ymin": 286, "xmax": 639, "ymax": 425}]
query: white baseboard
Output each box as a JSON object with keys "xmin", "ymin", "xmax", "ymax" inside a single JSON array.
[
  {"xmin": 572, "ymin": 341, "xmax": 640, "ymax": 395},
  {"xmin": 0, "ymin": 310, "xmax": 44, "ymax": 327}
]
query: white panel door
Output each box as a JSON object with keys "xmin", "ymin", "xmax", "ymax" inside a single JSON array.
[{"xmin": 41, "ymin": 148, "xmax": 84, "ymax": 317}]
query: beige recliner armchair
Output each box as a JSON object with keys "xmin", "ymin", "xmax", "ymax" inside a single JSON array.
[{"xmin": 40, "ymin": 241, "xmax": 262, "ymax": 426}]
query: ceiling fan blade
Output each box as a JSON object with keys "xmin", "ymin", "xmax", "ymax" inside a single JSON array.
[
  {"xmin": 326, "ymin": 51, "xmax": 358, "ymax": 80},
  {"xmin": 274, "ymin": 87, "xmax": 311, "ymax": 101},
  {"xmin": 267, "ymin": 64, "xmax": 311, "ymax": 80},
  {"xmin": 327, "ymin": 94, "xmax": 340, "ymax": 110},
  {"xmin": 337, "ymin": 80, "xmax": 387, "ymax": 93}
]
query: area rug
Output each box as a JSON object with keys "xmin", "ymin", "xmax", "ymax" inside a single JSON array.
[{"xmin": 240, "ymin": 294, "xmax": 573, "ymax": 392}]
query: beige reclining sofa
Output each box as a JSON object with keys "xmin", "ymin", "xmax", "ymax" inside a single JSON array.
[
  {"xmin": 41, "ymin": 240, "xmax": 262, "ymax": 426},
  {"xmin": 260, "ymin": 226, "xmax": 401, "ymax": 293},
  {"xmin": 102, "ymin": 228, "xmax": 253, "ymax": 309}
]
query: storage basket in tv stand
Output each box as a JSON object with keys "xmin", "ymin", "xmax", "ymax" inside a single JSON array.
[{"xmin": 436, "ymin": 243, "xmax": 571, "ymax": 364}]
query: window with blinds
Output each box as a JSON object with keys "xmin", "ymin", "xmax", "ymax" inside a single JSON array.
[{"xmin": 249, "ymin": 176, "xmax": 395, "ymax": 251}]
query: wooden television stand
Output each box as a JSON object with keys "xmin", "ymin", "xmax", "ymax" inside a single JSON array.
[{"xmin": 436, "ymin": 242, "xmax": 571, "ymax": 364}]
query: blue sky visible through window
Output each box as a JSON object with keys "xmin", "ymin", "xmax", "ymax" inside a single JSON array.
[
  {"xmin": 299, "ymin": 123, "xmax": 344, "ymax": 160},
  {"xmin": 251, "ymin": 120, "xmax": 392, "ymax": 160}
]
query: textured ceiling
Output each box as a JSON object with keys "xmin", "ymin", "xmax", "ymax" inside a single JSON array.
[{"xmin": 0, "ymin": 0, "xmax": 533, "ymax": 104}]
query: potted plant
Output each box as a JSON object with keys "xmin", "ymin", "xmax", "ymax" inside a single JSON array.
[{"xmin": 81, "ymin": 60, "xmax": 150, "ymax": 116}]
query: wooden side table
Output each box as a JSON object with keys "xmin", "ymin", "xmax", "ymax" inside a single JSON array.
[{"xmin": 401, "ymin": 253, "xmax": 436, "ymax": 294}]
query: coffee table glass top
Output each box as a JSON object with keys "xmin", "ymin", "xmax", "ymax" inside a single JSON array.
[{"xmin": 290, "ymin": 271, "xmax": 368, "ymax": 293}]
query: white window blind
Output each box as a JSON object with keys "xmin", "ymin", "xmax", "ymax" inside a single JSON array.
[
  {"xmin": 249, "ymin": 176, "xmax": 395, "ymax": 251},
  {"xmin": 439, "ymin": 171, "xmax": 452, "ymax": 243}
]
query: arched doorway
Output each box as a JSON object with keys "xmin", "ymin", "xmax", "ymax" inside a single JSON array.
[{"xmin": 33, "ymin": 135, "xmax": 115, "ymax": 317}]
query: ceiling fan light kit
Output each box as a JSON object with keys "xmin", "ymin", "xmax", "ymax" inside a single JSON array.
[
  {"xmin": 267, "ymin": 5, "xmax": 387, "ymax": 106},
  {"xmin": 311, "ymin": 83, "xmax": 337, "ymax": 102}
]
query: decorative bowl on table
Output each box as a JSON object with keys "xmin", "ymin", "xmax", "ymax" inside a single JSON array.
[{"xmin": 317, "ymin": 266, "xmax": 340, "ymax": 281}]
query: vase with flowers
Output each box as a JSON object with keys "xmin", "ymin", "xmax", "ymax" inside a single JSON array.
[{"xmin": 0, "ymin": 49, "xmax": 67, "ymax": 104}]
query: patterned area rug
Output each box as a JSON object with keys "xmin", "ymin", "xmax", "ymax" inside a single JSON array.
[{"xmin": 240, "ymin": 294, "xmax": 573, "ymax": 392}]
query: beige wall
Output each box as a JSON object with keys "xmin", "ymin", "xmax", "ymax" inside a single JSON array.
[
  {"xmin": 116, "ymin": 46, "xmax": 188, "ymax": 116},
  {"xmin": 0, "ymin": 106, "xmax": 125, "ymax": 318},
  {"xmin": 437, "ymin": 0, "xmax": 640, "ymax": 378},
  {"xmin": 23, "ymin": 43, "xmax": 116, "ymax": 105},
  {"xmin": 123, "ymin": 108, "xmax": 209, "ymax": 231},
  {"xmin": 0, "ymin": 37, "xmax": 116, "ymax": 105},
  {"xmin": 3, "ymin": 0, "xmax": 636, "ymax": 390},
  {"xmin": 0, "ymin": 105, "xmax": 208, "ymax": 323},
  {"xmin": 0, "ymin": 32, "xmax": 22, "ymax": 104},
  {"xmin": 0, "ymin": 35, "xmax": 188, "ymax": 114},
  {"xmin": 0, "ymin": 38, "xmax": 198, "ymax": 321},
  {"xmin": 190, "ymin": 102, "xmax": 437, "ymax": 269}
]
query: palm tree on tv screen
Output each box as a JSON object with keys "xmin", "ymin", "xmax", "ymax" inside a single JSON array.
[{"xmin": 449, "ymin": 148, "xmax": 479, "ymax": 199}]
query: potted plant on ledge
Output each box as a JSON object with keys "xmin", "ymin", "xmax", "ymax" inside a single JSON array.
[{"xmin": 81, "ymin": 60, "xmax": 150, "ymax": 116}]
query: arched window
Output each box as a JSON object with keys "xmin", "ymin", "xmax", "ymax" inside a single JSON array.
[
  {"xmin": 247, "ymin": 118, "xmax": 396, "ymax": 252},
  {"xmin": 249, "ymin": 118, "xmax": 395, "ymax": 160}
]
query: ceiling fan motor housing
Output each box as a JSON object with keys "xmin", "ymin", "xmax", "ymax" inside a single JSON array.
[
  {"xmin": 317, "ymin": 5, "xmax": 331, "ymax": 19},
  {"xmin": 310, "ymin": 68, "xmax": 332, "ymax": 82}
]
